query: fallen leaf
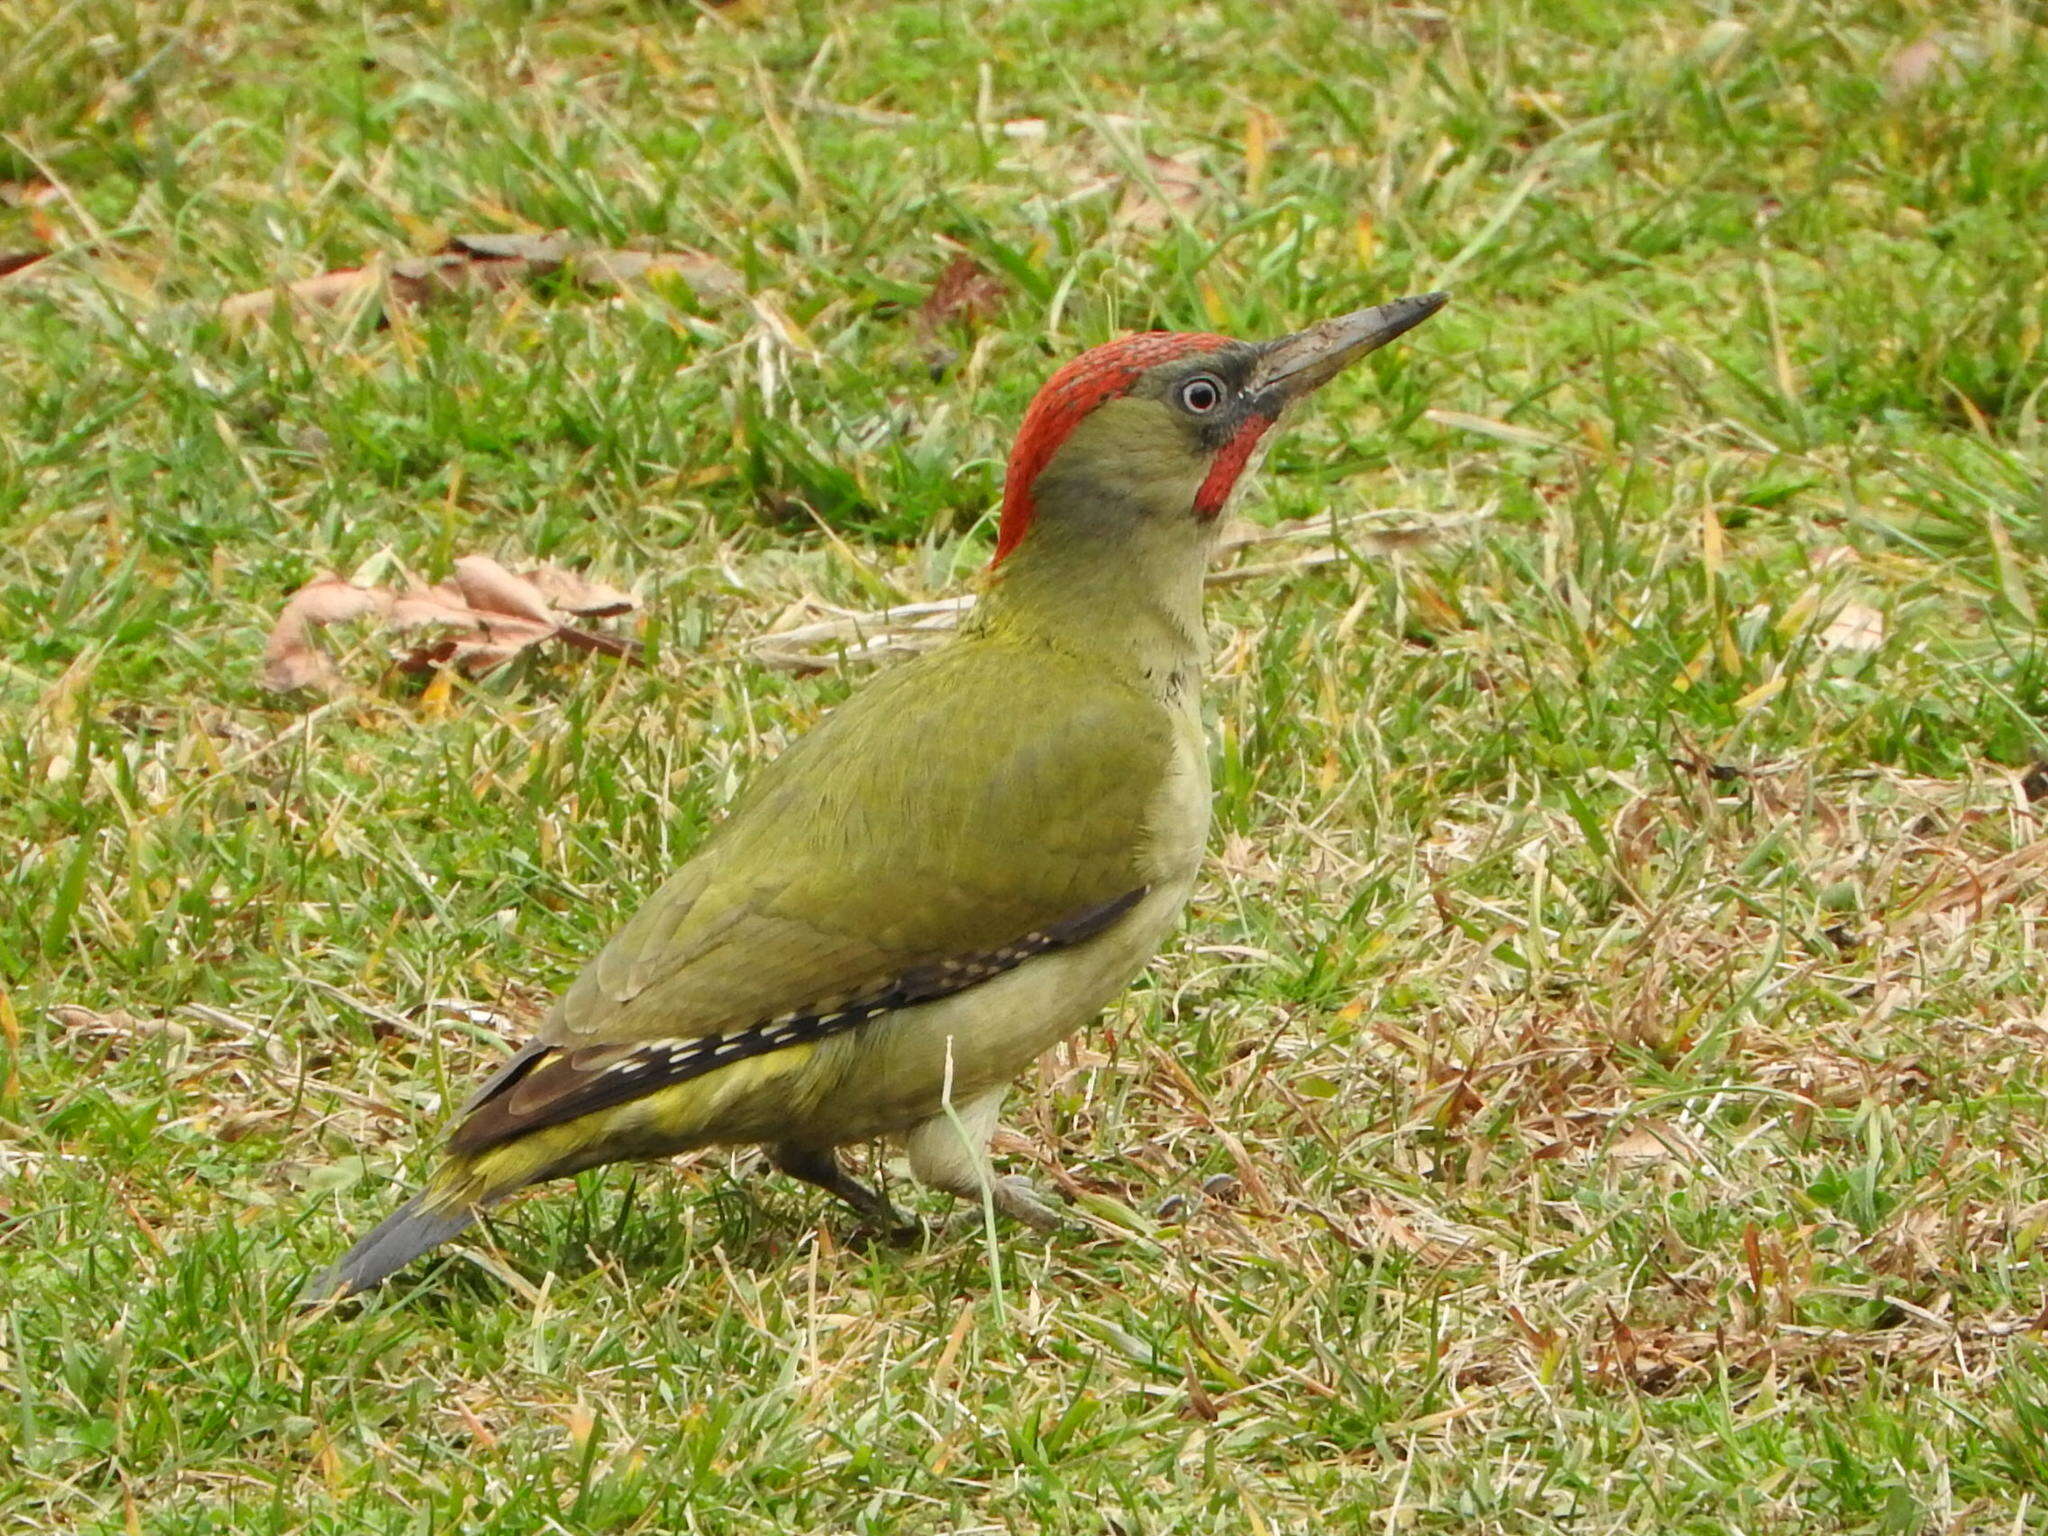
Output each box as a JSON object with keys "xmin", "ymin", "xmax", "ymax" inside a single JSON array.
[
  {"xmin": 564, "ymin": 1402, "xmax": 596, "ymax": 1451},
  {"xmin": 1215, "ymin": 831, "xmax": 1282, "ymax": 884},
  {"xmin": 524, "ymin": 564, "xmax": 636, "ymax": 618},
  {"xmin": 1387, "ymin": 5, "xmax": 1451, "ymax": 41},
  {"xmin": 262, "ymin": 558, "xmax": 641, "ymax": 693},
  {"xmin": 1116, "ymin": 150, "xmax": 1207, "ymax": 233},
  {"xmin": 0, "ymin": 250, "xmax": 48, "ymax": 279},
  {"xmin": 1609, "ymin": 1118, "xmax": 1702, "ymax": 1165},
  {"xmin": 1353, "ymin": 211, "xmax": 1377, "ymax": 265},
  {"xmin": 215, "ymin": 1107, "xmax": 288, "ymax": 1143},
  {"xmin": 387, "ymin": 584, "xmax": 499, "ymax": 634},
  {"xmin": 451, "ymin": 1398, "xmax": 500, "ymax": 1449},
  {"xmin": 442, "ymin": 232, "xmax": 743, "ymax": 299},
  {"xmin": 915, "ymin": 254, "xmax": 1007, "ymax": 333},
  {"xmin": 1363, "ymin": 1195, "xmax": 1480, "ymax": 1267},
  {"xmin": 222, "ymin": 263, "xmax": 390, "ymax": 323},
  {"xmin": 417, "ymin": 665, "xmax": 457, "ymax": 719},
  {"xmin": 1885, "ymin": 37, "xmax": 1946, "ymax": 93},
  {"xmin": 1819, "ymin": 601, "xmax": 1884, "ymax": 653},
  {"xmin": 452, "ymin": 555, "xmax": 558, "ymax": 628},
  {"xmin": 398, "ymin": 557, "xmax": 641, "ymax": 675},
  {"xmin": 0, "ymin": 179, "xmax": 58, "ymax": 208},
  {"xmin": 48, "ymin": 1004, "xmax": 193, "ymax": 1059},
  {"xmin": 1869, "ymin": 1203, "xmax": 1945, "ymax": 1279},
  {"xmin": 393, "ymin": 559, "xmax": 561, "ymax": 675},
  {"xmin": 1003, "ymin": 125, "xmax": 1218, "ymax": 236},
  {"xmin": 222, "ymin": 233, "xmax": 741, "ymax": 324},
  {"xmin": 261, "ymin": 577, "xmax": 393, "ymax": 691}
]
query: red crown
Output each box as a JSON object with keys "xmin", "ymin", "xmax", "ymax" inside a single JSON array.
[{"xmin": 994, "ymin": 332, "xmax": 1232, "ymax": 565}]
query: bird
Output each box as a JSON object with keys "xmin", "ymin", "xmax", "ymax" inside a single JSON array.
[{"xmin": 307, "ymin": 291, "xmax": 1447, "ymax": 1300}]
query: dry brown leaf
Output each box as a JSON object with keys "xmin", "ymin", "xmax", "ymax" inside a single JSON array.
[
  {"xmin": 222, "ymin": 232, "xmax": 742, "ymax": 324},
  {"xmin": 261, "ymin": 577, "xmax": 393, "ymax": 691},
  {"xmin": 222, "ymin": 263, "xmax": 386, "ymax": 322},
  {"xmin": 395, "ymin": 557, "xmax": 637, "ymax": 675},
  {"xmin": 0, "ymin": 179, "xmax": 58, "ymax": 208},
  {"xmin": 1886, "ymin": 37, "xmax": 1947, "ymax": 93},
  {"xmin": 452, "ymin": 556, "xmax": 558, "ymax": 627},
  {"xmin": 916, "ymin": 254, "xmax": 1008, "ymax": 333},
  {"xmin": 1116, "ymin": 151, "xmax": 1207, "ymax": 233},
  {"xmin": 1609, "ymin": 1118, "xmax": 1702, "ymax": 1165},
  {"xmin": 1362, "ymin": 1195, "xmax": 1481, "ymax": 1267},
  {"xmin": 48, "ymin": 1003, "xmax": 193, "ymax": 1058},
  {"xmin": 1819, "ymin": 600, "xmax": 1884, "ymax": 653},
  {"xmin": 1004, "ymin": 128, "xmax": 1215, "ymax": 236},
  {"xmin": 525, "ymin": 565, "xmax": 636, "ymax": 618},
  {"xmin": 1390, "ymin": 5, "xmax": 1452, "ymax": 41},
  {"xmin": 443, "ymin": 232, "xmax": 743, "ymax": 298},
  {"xmin": 401, "ymin": 619, "xmax": 557, "ymax": 677},
  {"xmin": 262, "ymin": 559, "xmax": 641, "ymax": 693},
  {"xmin": 0, "ymin": 250, "xmax": 48, "ymax": 279},
  {"xmin": 1868, "ymin": 1204, "xmax": 1945, "ymax": 1280},
  {"xmin": 1216, "ymin": 831, "xmax": 1283, "ymax": 885},
  {"xmin": 388, "ymin": 584, "xmax": 493, "ymax": 633}
]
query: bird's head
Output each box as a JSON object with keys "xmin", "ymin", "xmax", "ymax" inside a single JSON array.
[{"xmin": 991, "ymin": 293, "xmax": 1448, "ymax": 568}]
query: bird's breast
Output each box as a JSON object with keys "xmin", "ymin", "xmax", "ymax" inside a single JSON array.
[
  {"xmin": 795, "ymin": 876, "xmax": 1196, "ymax": 1143},
  {"xmin": 779, "ymin": 696, "xmax": 1213, "ymax": 1146},
  {"xmin": 1143, "ymin": 688, "xmax": 1212, "ymax": 886}
]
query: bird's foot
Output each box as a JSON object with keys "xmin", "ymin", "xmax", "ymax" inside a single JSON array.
[
  {"xmin": 944, "ymin": 1174, "xmax": 1067, "ymax": 1236},
  {"xmin": 844, "ymin": 1212, "xmax": 929, "ymax": 1249},
  {"xmin": 768, "ymin": 1143, "xmax": 918, "ymax": 1238}
]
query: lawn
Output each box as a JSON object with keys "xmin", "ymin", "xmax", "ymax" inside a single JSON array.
[{"xmin": 5, "ymin": 0, "xmax": 2048, "ymax": 1530}]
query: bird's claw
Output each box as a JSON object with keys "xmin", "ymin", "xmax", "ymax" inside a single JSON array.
[
  {"xmin": 997, "ymin": 1174, "xmax": 1068, "ymax": 1234},
  {"xmin": 845, "ymin": 1211, "xmax": 927, "ymax": 1249},
  {"xmin": 941, "ymin": 1174, "xmax": 1069, "ymax": 1236}
]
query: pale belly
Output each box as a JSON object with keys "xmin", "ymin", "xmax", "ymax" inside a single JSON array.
[{"xmin": 777, "ymin": 879, "xmax": 1188, "ymax": 1144}]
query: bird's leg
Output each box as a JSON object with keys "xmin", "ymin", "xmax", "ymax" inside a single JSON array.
[
  {"xmin": 903, "ymin": 1088, "xmax": 1065, "ymax": 1235},
  {"xmin": 768, "ymin": 1143, "xmax": 916, "ymax": 1236}
]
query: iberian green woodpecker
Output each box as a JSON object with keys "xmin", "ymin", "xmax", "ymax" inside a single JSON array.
[{"xmin": 308, "ymin": 292, "xmax": 1447, "ymax": 1299}]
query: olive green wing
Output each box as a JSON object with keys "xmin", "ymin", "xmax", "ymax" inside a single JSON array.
[{"xmin": 450, "ymin": 646, "xmax": 1175, "ymax": 1153}]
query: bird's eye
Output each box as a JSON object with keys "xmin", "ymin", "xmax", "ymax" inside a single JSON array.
[{"xmin": 1178, "ymin": 375, "xmax": 1225, "ymax": 414}]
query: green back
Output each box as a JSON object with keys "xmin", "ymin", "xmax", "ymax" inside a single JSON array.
[{"xmin": 543, "ymin": 634, "xmax": 1177, "ymax": 1048}]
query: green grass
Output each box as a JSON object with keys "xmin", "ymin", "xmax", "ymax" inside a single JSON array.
[{"xmin": 6, "ymin": 0, "xmax": 2048, "ymax": 1529}]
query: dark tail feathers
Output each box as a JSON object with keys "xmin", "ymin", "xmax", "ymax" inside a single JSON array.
[{"xmin": 303, "ymin": 1192, "xmax": 478, "ymax": 1303}]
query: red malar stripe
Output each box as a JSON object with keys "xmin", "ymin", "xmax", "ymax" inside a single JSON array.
[{"xmin": 1193, "ymin": 413, "xmax": 1275, "ymax": 519}]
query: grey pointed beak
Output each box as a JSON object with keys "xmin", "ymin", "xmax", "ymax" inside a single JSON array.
[{"xmin": 1250, "ymin": 292, "xmax": 1449, "ymax": 405}]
